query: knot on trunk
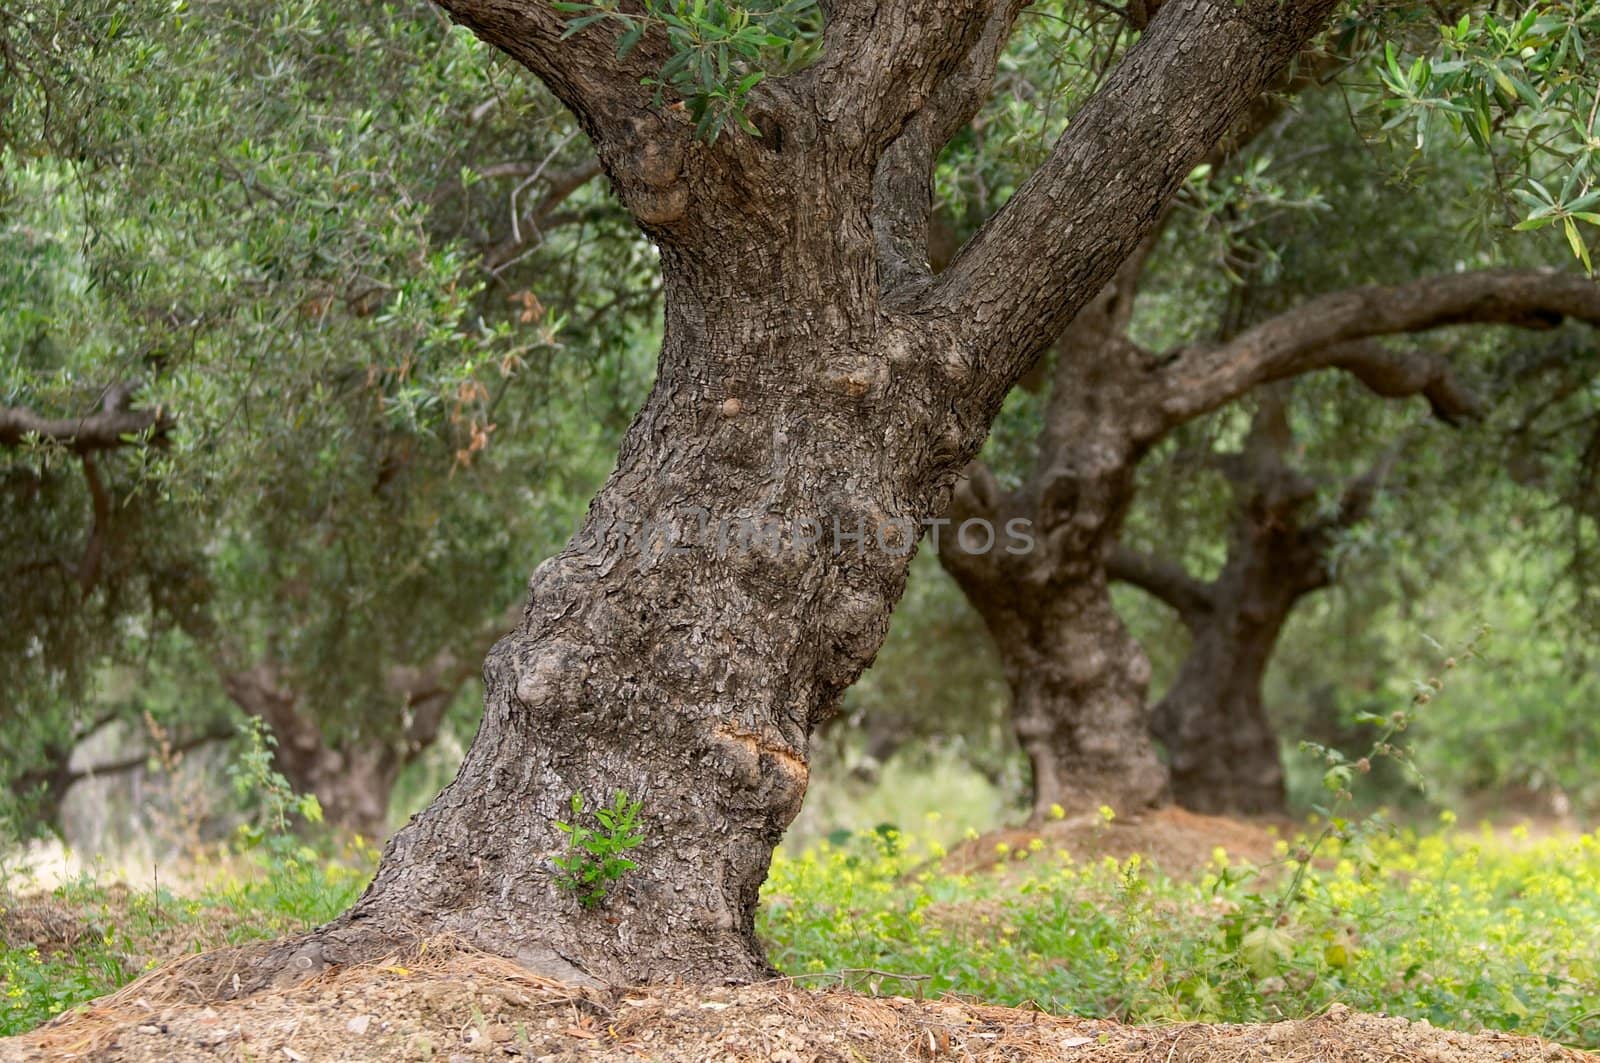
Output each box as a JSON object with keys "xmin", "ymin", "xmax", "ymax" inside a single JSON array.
[
  {"xmin": 603, "ymin": 115, "xmax": 692, "ymax": 227},
  {"xmin": 710, "ymin": 725, "xmax": 809, "ymax": 826},
  {"xmin": 512, "ymin": 642, "xmax": 593, "ymax": 712}
]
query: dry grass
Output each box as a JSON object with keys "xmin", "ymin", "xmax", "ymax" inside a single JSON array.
[{"xmin": 3, "ymin": 940, "xmax": 1589, "ymax": 1062}]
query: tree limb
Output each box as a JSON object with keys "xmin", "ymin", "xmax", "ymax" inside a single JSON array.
[
  {"xmin": 812, "ymin": 0, "xmax": 1000, "ymax": 151},
  {"xmin": 483, "ymin": 157, "xmax": 605, "ymax": 272},
  {"xmin": 946, "ymin": 459, "xmax": 1002, "ymax": 525},
  {"xmin": 0, "ymin": 400, "xmax": 171, "ymax": 452},
  {"xmin": 925, "ymin": 0, "xmax": 1338, "ymax": 391},
  {"xmin": 1153, "ymin": 268, "xmax": 1600, "ymax": 429},
  {"xmin": 432, "ymin": 0, "xmax": 678, "ymax": 145},
  {"xmin": 13, "ymin": 721, "xmax": 236, "ymax": 800},
  {"xmin": 871, "ymin": 1, "xmax": 1029, "ymax": 295},
  {"xmin": 1325, "ymin": 341, "xmax": 1482, "ymax": 425},
  {"xmin": 65, "ymin": 723, "xmax": 237, "ymax": 787},
  {"xmin": 1108, "ymin": 544, "xmax": 1216, "ymax": 620}
]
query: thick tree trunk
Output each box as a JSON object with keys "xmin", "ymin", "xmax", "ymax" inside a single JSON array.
[
  {"xmin": 219, "ymin": 0, "xmax": 1338, "ymax": 992},
  {"xmin": 957, "ymin": 567, "xmax": 1168, "ymax": 818},
  {"xmin": 1152, "ymin": 599, "xmax": 1293, "ymax": 815},
  {"xmin": 271, "ymin": 242, "xmax": 969, "ymax": 985}
]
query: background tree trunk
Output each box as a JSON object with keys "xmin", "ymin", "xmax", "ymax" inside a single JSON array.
[
  {"xmin": 216, "ymin": 607, "xmax": 515, "ymax": 839},
  {"xmin": 939, "ymin": 263, "xmax": 1171, "ymax": 819},
  {"xmin": 1141, "ymin": 391, "xmax": 1375, "ymax": 815},
  {"xmin": 959, "ymin": 569, "xmax": 1169, "ymax": 817},
  {"xmin": 1151, "ymin": 594, "xmax": 1297, "ymax": 815},
  {"xmin": 221, "ymin": 666, "xmax": 401, "ymax": 841}
]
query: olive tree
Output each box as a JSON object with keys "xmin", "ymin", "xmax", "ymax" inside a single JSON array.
[{"xmin": 222, "ymin": 0, "xmax": 1344, "ymax": 987}]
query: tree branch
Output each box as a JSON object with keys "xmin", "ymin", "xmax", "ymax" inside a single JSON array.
[
  {"xmin": 1154, "ymin": 268, "xmax": 1600, "ymax": 430},
  {"xmin": 482, "ymin": 157, "xmax": 605, "ymax": 272},
  {"xmin": 14, "ymin": 721, "xmax": 236, "ymax": 799},
  {"xmin": 1108, "ymin": 544, "xmax": 1216, "ymax": 620},
  {"xmin": 430, "ymin": 1, "xmax": 749, "ymax": 239},
  {"xmin": 872, "ymin": 1, "xmax": 1029, "ymax": 296},
  {"xmin": 812, "ymin": 0, "xmax": 1000, "ymax": 151},
  {"xmin": 0, "ymin": 399, "xmax": 171, "ymax": 452},
  {"xmin": 925, "ymin": 0, "xmax": 1338, "ymax": 391},
  {"xmin": 432, "ymin": 0, "xmax": 677, "ymax": 145},
  {"xmin": 1325, "ymin": 342, "xmax": 1482, "ymax": 425},
  {"xmin": 65, "ymin": 723, "xmax": 237, "ymax": 787},
  {"xmin": 946, "ymin": 459, "xmax": 1002, "ymax": 525}
]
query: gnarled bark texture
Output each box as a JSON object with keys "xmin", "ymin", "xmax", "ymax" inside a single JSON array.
[{"xmin": 232, "ymin": 0, "xmax": 1351, "ymax": 989}]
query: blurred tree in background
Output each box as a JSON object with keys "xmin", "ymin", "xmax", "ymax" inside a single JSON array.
[{"xmin": 1, "ymin": 0, "xmax": 657, "ymax": 836}]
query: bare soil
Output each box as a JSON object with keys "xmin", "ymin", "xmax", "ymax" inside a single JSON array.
[
  {"xmin": 943, "ymin": 806, "xmax": 1293, "ymax": 878},
  {"xmin": 3, "ymin": 943, "xmax": 1588, "ymax": 1062}
]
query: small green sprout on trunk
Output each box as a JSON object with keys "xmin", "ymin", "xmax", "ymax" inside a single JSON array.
[{"xmin": 553, "ymin": 790, "xmax": 645, "ymax": 908}]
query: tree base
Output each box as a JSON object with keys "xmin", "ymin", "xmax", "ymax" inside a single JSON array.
[{"xmin": 1170, "ymin": 776, "xmax": 1287, "ymax": 817}]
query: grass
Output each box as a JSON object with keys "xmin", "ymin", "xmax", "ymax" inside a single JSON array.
[
  {"xmin": 759, "ymin": 813, "xmax": 1600, "ymax": 1049},
  {"xmin": 3, "ymin": 818, "xmax": 1598, "ymax": 1049},
  {"xmin": 0, "ymin": 838, "xmax": 372, "ymax": 1035}
]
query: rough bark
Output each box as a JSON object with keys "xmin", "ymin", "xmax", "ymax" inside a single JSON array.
[
  {"xmin": 951, "ymin": 561, "xmax": 1171, "ymax": 818},
  {"xmin": 223, "ymin": 0, "xmax": 1341, "ymax": 991}
]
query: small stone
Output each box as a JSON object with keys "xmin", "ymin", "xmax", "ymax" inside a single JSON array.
[
  {"xmin": 135, "ymin": 1025, "xmax": 160, "ymax": 1035},
  {"xmin": 347, "ymin": 1014, "xmax": 373, "ymax": 1036},
  {"xmin": 720, "ymin": 397, "xmax": 743, "ymax": 417}
]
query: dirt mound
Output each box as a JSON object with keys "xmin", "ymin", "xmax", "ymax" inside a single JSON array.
[
  {"xmin": 2, "ymin": 884, "xmax": 262, "ymax": 973},
  {"xmin": 945, "ymin": 806, "xmax": 1293, "ymax": 878},
  {"xmin": 1, "ymin": 897, "xmax": 101, "ymax": 957},
  {"xmin": 3, "ymin": 945, "xmax": 1587, "ymax": 1062}
]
